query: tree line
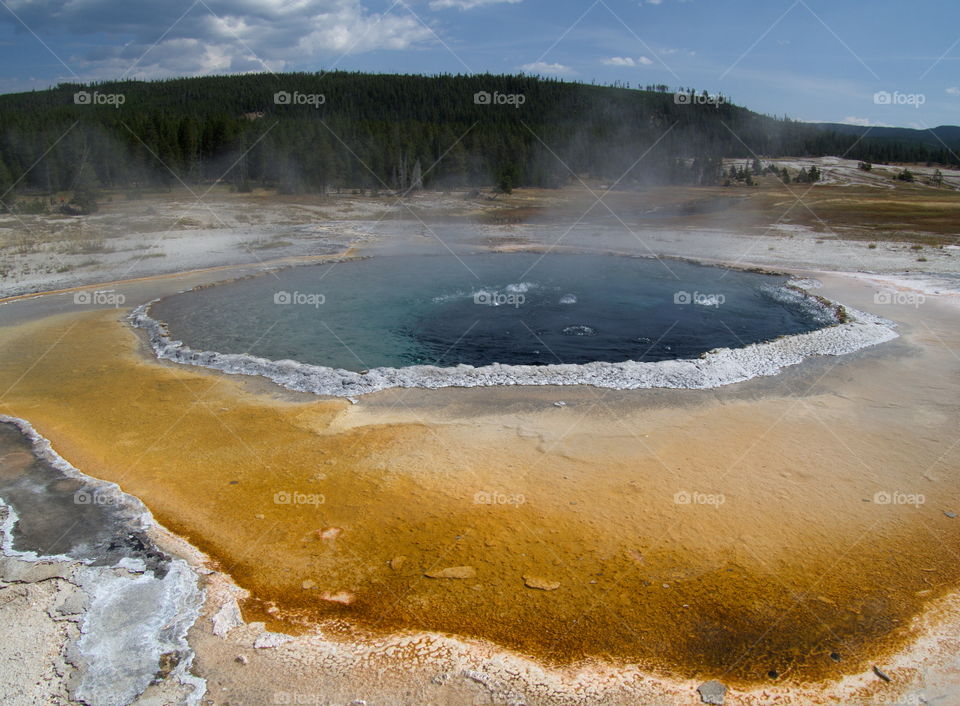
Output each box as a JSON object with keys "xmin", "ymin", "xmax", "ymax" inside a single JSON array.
[{"xmin": 0, "ymin": 71, "xmax": 956, "ymax": 209}]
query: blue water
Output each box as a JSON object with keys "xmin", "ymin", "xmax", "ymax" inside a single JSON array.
[{"xmin": 149, "ymin": 253, "xmax": 834, "ymax": 371}]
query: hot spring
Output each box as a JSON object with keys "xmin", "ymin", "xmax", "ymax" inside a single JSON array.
[{"xmin": 147, "ymin": 252, "xmax": 837, "ymax": 373}]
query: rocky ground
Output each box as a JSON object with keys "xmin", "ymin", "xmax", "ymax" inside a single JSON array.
[{"xmin": 0, "ymin": 167, "xmax": 959, "ymax": 705}]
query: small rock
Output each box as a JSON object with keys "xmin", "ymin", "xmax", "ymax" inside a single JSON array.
[
  {"xmin": 523, "ymin": 575, "xmax": 560, "ymax": 591},
  {"xmin": 389, "ymin": 556, "xmax": 406, "ymax": 571},
  {"xmin": 830, "ymin": 652, "xmax": 841, "ymax": 662},
  {"xmin": 51, "ymin": 590, "xmax": 89, "ymax": 618},
  {"xmin": 347, "ymin": 397, "xmax": 359, "ymax": 405},
  {"xmin": 320, "ymin": 590, "xmax": 356, "ymax": 605},
  {"xmin": 156, "ymin": 651, "xmax": 181, "ymax": 681},
  {"xmin": 0, "ymin": 557, "xmax": 73, "ymax": 583},
  {"xmin": 211, "ymin": 599, "xmax": 244, "ymax": 638},
  {"xmin": 697, "ymin": 679, "xmax": 727, "ymax": 705},
  {"xmin": 255, "ymin": 513, "xmax": 265, "ymax": 520},
  {"xmin": 873, "ymin": 665, "xmax": 892, "ymax": 682},
  {"xmin": 235, "ymin": 655, "xmax": 249, "ymax": 665},
  {"xmin": 116, "ymin": 557, "xmax": 146, "ymax": 573},
  {"xmin": 944, "ymin": 511, "xmax": 957, "ymax": 519},
  {"xmin": 553, "ymin": 401, "xmax": 567, "ymax": 407},
  {"xmin": 318, "ymin": 527, "xmax": 342, "ymax": 541},
  {"xmin": 425, "ymin": 566, "xmax": 476, "ymax": 579},
  {"xmin": 301, "ymin": 579, "xmax": 317, "ymax": 590}
]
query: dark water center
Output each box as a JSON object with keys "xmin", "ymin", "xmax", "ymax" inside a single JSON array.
[{"xmin": 150, "ymin": 253, "xmax": 834, "ymax": 371}]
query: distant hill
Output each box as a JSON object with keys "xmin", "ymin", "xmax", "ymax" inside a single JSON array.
[
  {"xmin": 0, "ymin": 72, "xmax": 957, "ymax": 198},
  {"xmin": 813, "ymin": 123, "xmax": 960, "ymax": 149}
]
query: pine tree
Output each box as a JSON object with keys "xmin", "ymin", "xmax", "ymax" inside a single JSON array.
[
  {"xmin": 495, "ymin": 162, "xmax": 520, "ymax": 194},
  {"xmin": 409, "ymin": 159, "xmax": 423, "ymax": 192},
  {"xmin": 69, "ymin": 161, "xmax": 100, "ymax": 214},
  {"xmin": 0, "ymin": 156, "xmax": 13, "ymax": 208}
]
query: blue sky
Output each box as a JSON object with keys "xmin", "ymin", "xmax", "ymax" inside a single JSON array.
[{"xmin": 0, "ymin": 0, "xmax": 958, "ymax": 127}]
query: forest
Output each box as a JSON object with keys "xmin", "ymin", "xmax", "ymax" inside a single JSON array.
[{"xmin": 0, "ymin": 71, "xmax": 957, "ymax": 207}]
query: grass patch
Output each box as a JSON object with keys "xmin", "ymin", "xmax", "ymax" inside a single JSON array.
[
  {"xmin": 249, "ymin": 239, "xmax": 294, "ymax": 250},
  {"xmin": 59, "ymin": 239, "xmax": 113, "ymax": 255}
]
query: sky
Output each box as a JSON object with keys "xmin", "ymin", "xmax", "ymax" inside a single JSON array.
[{"xmin": 0, "ymin": 0, "xmax": 958, "ymax": 128}]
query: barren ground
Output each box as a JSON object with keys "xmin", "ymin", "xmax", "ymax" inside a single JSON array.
[{"xmin": 0, "ymin": 161, "xmax": 959, "ymax": 705}]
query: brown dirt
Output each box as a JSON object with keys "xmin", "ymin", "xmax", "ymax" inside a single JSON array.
[{"xmin": 0, "ymin": 302, "xmax": 958, "ymax": 690}]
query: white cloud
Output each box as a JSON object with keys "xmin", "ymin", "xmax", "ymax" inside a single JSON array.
[
  {"xmin": 429, "ymin": 0, "xmax": 522, "ymax": 9},
  {"xmin": 519, "ymin": 61, "xmax": 574, "ymax": 75},
  {"xmin": 0, "ymin": 0, "xmax": 435, "ymax": 79},
  {"xmin": 839, "ymin": 116, "xmax": 893, "ymax": 127},
  {"xmin": 602, "ymin": 56, "xmax": 653, "ymax": 67},
  {"xmin": 946, "ymin": 87, "xmax": 960, "ymax": 96}
]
